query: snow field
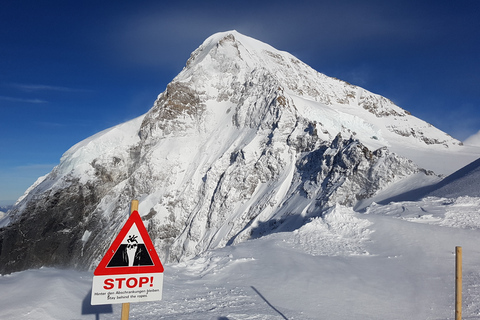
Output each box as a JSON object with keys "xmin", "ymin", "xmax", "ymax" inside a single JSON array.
[{"xmin": 2, "ymin": 196, "xmax": 480, "ymax": 319}]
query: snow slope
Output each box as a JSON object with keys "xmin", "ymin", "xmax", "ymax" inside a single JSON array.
[
  {"xmin": 2, "ymin": 162, "xmax": 480, "ymax": 319},
  {"xmin": 357, "ymin": 157, "xmax": 480, "ymax": 208},
  {"xmin": 427, "ymin": 158, "xmax": 480, "ymax": 198},
  {"xmin": 1, "ymin": 195, "xmax": 480, "ymax": 319}
]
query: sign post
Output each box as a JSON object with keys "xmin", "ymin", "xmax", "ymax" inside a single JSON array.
[
  {"xmin": 91, "ymin": 200, "xmax": 164, "ymax": 319},
  {"xmin": 121, "ymin": 200, "xmax": 137, "ymax": 320},
  {"xmin": 456, "ymin": 246, "xmax": 462, "ymax": 320}
]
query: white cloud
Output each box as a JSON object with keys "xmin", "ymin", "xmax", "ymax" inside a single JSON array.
[{"xmin": 463, "ymin": 130, "xmax": 480, "ymax": 146}]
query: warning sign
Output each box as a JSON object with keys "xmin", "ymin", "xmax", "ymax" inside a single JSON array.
[
  {"xmin": 91, "ymin": 273, "xmax": 163, "ymax": 304},
  {"xmin": 91, "ymin": 210, "xmax": 164, "ymax": 305}
]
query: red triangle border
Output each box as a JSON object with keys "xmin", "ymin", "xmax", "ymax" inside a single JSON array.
[{"xmin": 94, "ymin": 211, "xmax": 164, "ymax": 276}]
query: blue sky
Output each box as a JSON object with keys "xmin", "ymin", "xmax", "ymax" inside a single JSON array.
[{"xmin": 1, "ymin": 0, "xmax": 480, "ymax": 204}]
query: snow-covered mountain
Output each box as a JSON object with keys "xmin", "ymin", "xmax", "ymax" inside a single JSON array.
[
  {"xmin": 2, "ymin": 159, "xmax": 480, "ymax": 319},
  {"xmin": 1, "ymin": 30, "xmax": 479, "ymax": 275}
]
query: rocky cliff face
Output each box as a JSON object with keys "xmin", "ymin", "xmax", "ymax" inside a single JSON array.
[{"xmin": 0, "ymin": 31, "xmax": 454, "ymax": 274}]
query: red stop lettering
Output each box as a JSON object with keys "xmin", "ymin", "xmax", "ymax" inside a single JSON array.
[
  {"xmin": 139, "ymin": 277, "xmax": 149, "ymax": 287},
  {"xmin": 103, "ymin": 278, "xmax": 114, "ymax": 290},
  {"xmin": 126, "ymin": 277, "xmax": 138, "ymax": 288},
  {"xmin": 115, "ymin": 278, "xmax": 126, "ymax": 289}
]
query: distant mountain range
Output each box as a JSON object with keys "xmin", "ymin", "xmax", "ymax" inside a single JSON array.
[
  {"xmin": 0, "ymin": 205, "xmax": 12, "ymax": 213},
  {"xmin": 1, "ymin": 31, "xmax": 479, "ymax": 274}
]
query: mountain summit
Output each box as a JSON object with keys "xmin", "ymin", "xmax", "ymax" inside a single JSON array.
[
  {"xmin": 144, "ymin": 31, "xmax": 460, "ymax": 151},
  {"xmin": 0, "ymin": 31, "xmax": 478, "ymax": 274}
]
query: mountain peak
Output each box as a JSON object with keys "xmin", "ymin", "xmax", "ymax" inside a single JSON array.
[
  {"xmin": 182, "ymin": 30, "xmax": 283, "ymax": 80},
  {"xmin": 202, "ymin": 30, "xmax": 256, "ymax": 47},
  {"xmin": 1, "ymin": 31, "xmax": 477, "ymax": 274},
  {"xmin": 158, "ymin": 31, "xmax": 461, "ymax": 156},
  {"xmin": 187, "ymin": 30, "xmax": 277, "ymax": 62}
]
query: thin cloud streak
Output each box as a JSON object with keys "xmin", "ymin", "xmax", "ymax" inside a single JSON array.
[
  {"xmin": 0, "ymin": 96, "xmax": 47, "ymax": 104},
  {"xmin": 8, "ymin": 83, "xmax": 91, "ymax": 93}
]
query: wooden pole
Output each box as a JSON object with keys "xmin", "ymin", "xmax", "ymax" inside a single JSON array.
[
  {"xmin": 456, "ymin": 246, "xmax": 462, "ymax": 320},
  {"xmin": 121, "ymin": 303, "xmax": 130, "ymax": 320},
  {"xmin": 130, "ymin": 200, "xmax": 139, "ymax": 214},
  {"xmin": 121, "ymin": 200, "xmax": 139, "ymax": 320}
]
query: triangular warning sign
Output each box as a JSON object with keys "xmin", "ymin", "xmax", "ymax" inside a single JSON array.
[{"xmin": 94, "ymin": 211, "xmax": 164, "ymax": 276}]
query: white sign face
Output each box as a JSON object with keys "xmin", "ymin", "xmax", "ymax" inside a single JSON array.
[
  {"xmin": 91, "ymin": 210, "xmax": 164, "ymax": 305},
  {"xmin": 91, "ymin": 272, "xmax": 163, "ymax": 305}
]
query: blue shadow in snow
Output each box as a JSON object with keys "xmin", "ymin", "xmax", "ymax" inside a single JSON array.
[
  {"xmin": 82, "ymin": 289, "xmax": 113, "ymax": 320},
  {"xmin": 251, "ymin": 286, "xmax": 289, "ymax": 320}
]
